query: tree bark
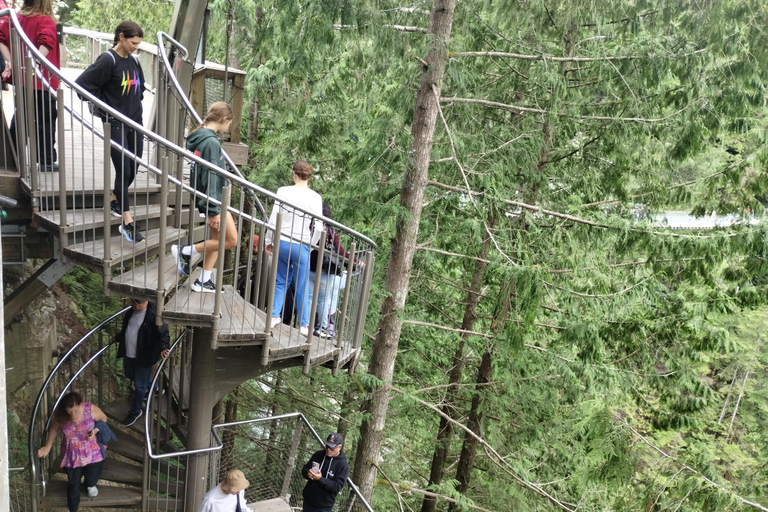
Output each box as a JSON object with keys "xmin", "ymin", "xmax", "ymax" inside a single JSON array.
[
  {"xmin": 447, "ymin": 349, "xmax": 493, "ymax": 512},
  {"xmin": 421, "ymin": 228, "xmax": 492, "ymax": 512},
  {"xmin": 352, "ymin": 0, "xmax": 457, "ymax": 501}
]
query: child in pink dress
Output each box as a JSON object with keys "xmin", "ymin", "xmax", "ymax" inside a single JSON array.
[{"xmin": 37, "ymin": 392, "xmax": 108, "ymax": 511}]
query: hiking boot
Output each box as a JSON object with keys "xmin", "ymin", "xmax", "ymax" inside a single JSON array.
[
  {"xmin": 119, "ymin": 222, "xmax": 144, "ymax": 243},
  {"xmin": 109, "ymin": 200, "xmax": 122, "ymax": 218},
  {"xmin": 171, "ymin": 245, "xmax": 190, "ymax": 275},
  {"xmin": 122, "ymin": 411, "xmax": 141, "ymax": 426},
  {"xmin": 191, "ymin": 278, "xmax": 215, "ymax": 293}
]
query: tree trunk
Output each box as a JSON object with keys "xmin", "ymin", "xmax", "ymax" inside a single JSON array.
[
  {"xmin": 421, "ymin": 229, "xmax": 492, "ymax": 512},
  {"xmin": 352, "ymin": 0, "xmax": 457, "ymax": 501},
  {"xmin": 447, "ymin": 349, "xmax": 493, "ymax": 512}
]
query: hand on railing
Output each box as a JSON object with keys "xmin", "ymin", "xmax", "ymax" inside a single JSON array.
[{"xmin": 36, "ymin": 445, "xmax": 51, "ymax": 459}]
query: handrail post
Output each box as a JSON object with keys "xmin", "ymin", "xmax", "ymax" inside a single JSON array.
[
  {"xmin": 335, "ymin": 242, "xmax": 355, "ymax": 349},
  {"xmin": 211, "ymin": 185, "xmax": 230, "ymax": 348},
  {"xmin": 156, "ymin": 154, "xmax": 169, "ymax": 324},
  {"xmin": 304, "ymin": 231, "xmax": 326, "ymax": 374},
  {"xmin": 25, "ymin": 56, "xmax": 38, "ymax": 195},
  {"xmin": 10, "ymin": 28, "xmax": 27, "ymax": 181},
  {"xmin": 262, "ymin": 213, "xmax": 282, "ymax": 365},
  {"xmin": 102, "ymin": 123, "xmax": 112, "ymax": 292},
  {"xmin": 56, "ymin": 87, "xmax": 68, "ymax": 258},
  {"xmin": 280, "ymin": 416, "xmax": 304, "ymax": 499},
  {"xmin": 351, "ymin": 252, "xmax": 375, "ymax": 357}
]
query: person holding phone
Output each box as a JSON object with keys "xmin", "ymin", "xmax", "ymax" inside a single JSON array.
[
  {"xmin": 300, "ymin": 433, "xmax": 349, "ymax": 512},
  {"xmin": 36, "ymin": 392, "xmax": 108, "ymax": 511}
]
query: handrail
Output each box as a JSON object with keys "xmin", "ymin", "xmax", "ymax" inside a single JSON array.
[
  {"xmin": 155, "ymin": 31, "xmax": 267, "ymax": 220},
  {"xmin": 1, "ymin": 8, "xmax": 373, "ymax": 247},
  {"xmin": 27, "ymin": 306, "xmax": 129, "ymax": 509},
  {"xmin": 145, "ymin": 351, "xmax": 375, "ymax": 512}
]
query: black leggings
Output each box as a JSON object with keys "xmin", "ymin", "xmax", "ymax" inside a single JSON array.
[
  {"xmin": 9, "ymin": 89, "xmax": 58, "ymax": 166},
  {"xmin": 110, "ymin": 121, "xmax": 144, "ymax": 213},
  {"xmin": 64, "ymin": 459, "xmax": 104, "ymax": 512}
]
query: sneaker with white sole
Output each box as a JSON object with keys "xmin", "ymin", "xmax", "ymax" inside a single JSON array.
[
  {"xmin": 270, "ymin": 317, "xmax": 282, "ymax": 329},
  {"xmin": 122, "ymin": 411, "xmax": 141, "ymax": 426},
  {"xmin": 119, "ymin": 222, "xmax": 145, "ymax": 243},
  {"xmin": 87, "ymin": 486, "xmax": 99, "ymax": 498},
  {"xmin": 109, "ymin": 200, "xmax": 122, "ymax": 218},
  {"xmin": 171, "ymin": 245, "xmax": 191, "ymax": 275},
  {"xmin": 191, "ymin": 278, "xmax": 215, "ymax": 293},
  {"xmin": 300, "ymin": 326, "xmax": 309, "ymax": 337}
]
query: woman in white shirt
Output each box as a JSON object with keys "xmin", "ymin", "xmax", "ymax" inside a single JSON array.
[{"xmin": 265, "ymin": 160, "xmax": 323, "ymax": 335}]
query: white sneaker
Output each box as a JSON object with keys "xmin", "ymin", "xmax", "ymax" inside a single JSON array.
[
  {"xmin": 300, "ymin": 326, "xmax": 309, "ymax": 337},
  {"xmin": 87, "ymin": 486, "xmax": 98, "ymax": 497},
  {"xmin": 270, "ymin": 317, "xmax": 282, "ymax": 329}
]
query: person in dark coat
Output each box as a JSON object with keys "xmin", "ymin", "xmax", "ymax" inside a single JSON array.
[
  {"xmin": 301, "ymin": 433, "xmax": 349, "ymax": 512},
  {"xmin": 115, "ymin": 299, "xmax": 170, "ymax": 426}
]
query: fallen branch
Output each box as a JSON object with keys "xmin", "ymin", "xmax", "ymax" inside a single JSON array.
[
  {"xmin": 386, "ymin": 24, "xmax": 429, "ymax": 33},
  {"xmin": 451, "ymin": 50, "xmax": 637, "ymax": 62}
]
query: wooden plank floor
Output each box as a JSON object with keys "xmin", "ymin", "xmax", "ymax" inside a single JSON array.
[
  {"xmin": 64, "ymin": 226, "xmax": 185, "ymax": 268},
  {"xmin": 35, "ymin": 204, "xmax": 173, "ymax": 233},
  {"xmin": 110, "ymin": 251, "xmax": 202, "ymax": 300},
  {"xmin": 247, "ymin": 497, "xmax": 292, "ymax": 512}
]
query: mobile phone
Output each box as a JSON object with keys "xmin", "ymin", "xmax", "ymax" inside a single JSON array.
[{"xmin": 312, "ymin": 462, "xmax": 320, "ymax": 472}]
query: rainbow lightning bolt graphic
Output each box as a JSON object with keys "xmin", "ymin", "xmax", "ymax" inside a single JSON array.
[{"xmin": 121, "ymin": 71, "xmax": 141, "ymax": 95}]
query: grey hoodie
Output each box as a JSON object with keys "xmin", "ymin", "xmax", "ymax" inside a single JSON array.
[{"xmin": 187, "ymin": 128, "xmax": 228, "ymax": 216}]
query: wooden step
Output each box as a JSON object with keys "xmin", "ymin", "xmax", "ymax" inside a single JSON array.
[
  {"xmin": 63, "ymin": 226, "xmax": 185, "ymax": 269},
  {"xmin": 164, "ymin": 367, "xmax": 190, "ymax": 411},
  {"xmin": 248, "ymin": 497, "xmax": 292, "ymax": 511},
  {"xmin": 108, "ymin": 427, "xmax": 146, "ymax": 464},
  {"xmin": 54, "ymin": 457, "xmax": 142, "ymax": 485},
  {"xmin": 34, "ymin": 205, "xmax": 173, "ymax": 234},
  {"xmin": 109, "ymin": 252, "xmax": 203, "ymax": 300},
  {"xmin": 39, "ymin": 480, "xmax": 141, "ymax": 508},
  {"xmin": 163, "ymin": 277, "xmax": 269, "ymax": 345},
  {"xmin": 102, "ymin": 398, "xmax": 177, "ymax": 438}
]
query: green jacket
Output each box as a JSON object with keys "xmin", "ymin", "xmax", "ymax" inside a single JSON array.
[{"xmin": 187, "ymin": 128, "xmax": 228, "ymax": 216}]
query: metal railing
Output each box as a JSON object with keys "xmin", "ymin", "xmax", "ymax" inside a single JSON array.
[
  {"xmin": 26, "ymin": 306, "xmax": 129, "ymax": 511},
  {"xmin": 145, "ymin": 345, "xmax": 374, "ymax": 511},
  {"xmin": 2, "ymin": 9, "xmax": 376, "ymax": 366}
]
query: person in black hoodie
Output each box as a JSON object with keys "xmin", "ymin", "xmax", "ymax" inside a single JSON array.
[
  {"xmin": 115, "ymin": 299, "xmax": 170, "ymax": 426},
  {"xmin": 172, "ymin": 102, "xmax": 237, "ymax": 293},
  {"xmin": 301, "ymin": 433, "xmax": 349, "ymax": 512},
  {"xmin": 75, "ymin": 20, "xmax": 147, "ymax": 243}
]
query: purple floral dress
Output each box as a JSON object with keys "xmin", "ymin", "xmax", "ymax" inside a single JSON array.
[{"xmin": 60, "ymin": 402, "xmax": 104, "ymax": 468}]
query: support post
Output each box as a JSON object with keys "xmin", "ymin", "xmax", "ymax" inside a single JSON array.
[
  {"xmin": 57, "ymin": 88, "xmax": 68, "ymax": 255},
  {"xmin": 156, "ymin": 155, "xmax": 169, "ymax": 324},
  {"xmin": 184, "ymin": 327, "xmax": 217, "ymax": 512},
  {"xmin": 102, "ymin": 123, "xmax": 112, "ymax": 292},
  {"xmin": 211, "ymin": 185, "xmax": 230, "ymax": 347},
  {"xmin": 262, "ymin": 213, "xmax": 282, "ymax": 365},
  {"xmin": 25, "ymin": 56, "xmax": 38, "ymax": 194},
  {"xmin": 304, "ymin": 231, "xmax": 326, "ymax": 374},
  {"xmin": 280, "ymin": 416, "xmax": 304, "ymax": 499},
  {"xmin": 335, "ymin": 242, "xmax": 355, "ymax": 348}
]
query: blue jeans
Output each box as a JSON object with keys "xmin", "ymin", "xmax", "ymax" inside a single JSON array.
[
  {"xmin": 272, "ymin": 242, "xmax": 312, "ymax": 328},
  {"xmin": 309, "ymin": 270, "xmax": 347, "ymax": 329},
  {"xmin": 123, "ymin": 357, "xmax": 152, "ymax": 415}
]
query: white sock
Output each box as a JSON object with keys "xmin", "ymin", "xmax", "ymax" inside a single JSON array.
[
  {"xmin": 182, "ymin": 245, "xmax": 199, "ymax": 257},
  {"xmin": 201, "ymin": 269, "xmax": 213, "ymax": 283}
]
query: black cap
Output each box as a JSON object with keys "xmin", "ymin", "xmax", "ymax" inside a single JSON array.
[{"xmin": 325, "ymin": 433, "xmax": 343, "ymax": 449}]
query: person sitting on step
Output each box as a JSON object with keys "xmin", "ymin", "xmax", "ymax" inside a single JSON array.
[
  {"xmin": 115, "ymin": 298, "xmax": 170, "ymax": 426},
  {"xmin": 172, "ymin": 102, "xmax": 237, "ymax": 293}
]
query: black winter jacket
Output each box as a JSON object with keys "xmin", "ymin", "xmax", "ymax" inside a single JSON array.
[
  {"xmin": 116, "ymin": 303, "xmax": 170, "ymax": 367},
  {"xmin": 301, "ymin": 449, "xmax": 349, "ymax": 510}
]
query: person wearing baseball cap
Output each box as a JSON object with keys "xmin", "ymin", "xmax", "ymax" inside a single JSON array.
[
  {"xmin": 198, "ymin": 469, "xmax": 250, "ymax": 512},
  {"xmin": 301, "ymin": 433, "xmax": 349, "ymax": 511}
]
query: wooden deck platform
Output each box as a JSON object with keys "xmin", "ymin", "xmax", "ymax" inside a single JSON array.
[
  {"xmin": 248, "ymin": 497, "xmax": 292, "ymax": 511},
  {"xmin": 63, "ymin": 226, "xmax": 185, "ymax": 268}
]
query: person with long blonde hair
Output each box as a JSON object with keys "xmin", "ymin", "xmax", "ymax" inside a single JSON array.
[
  {"xmin": 172, "ymin": 102, "xmax": 238, "ymax": 292},
  {"xmin": 0, "ymin": 0, "xmax": 61, "ymax": 172}
]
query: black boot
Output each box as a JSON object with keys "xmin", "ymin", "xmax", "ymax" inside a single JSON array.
[{"xmin": 313, "ymin": 312, "xmax": 321, "ymax": 337}]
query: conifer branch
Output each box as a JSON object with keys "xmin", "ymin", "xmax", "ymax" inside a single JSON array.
[
  {"xmin": 441, "ymin": 96, "xmax": 692, "ymax": 123},
  {"xmin": 391, "ymin": 386, "xmax": 577, "ymax": 511},
  {"xmin": 386, "ymin": 24, "xmax": 429, "ymax": 33},
  {"xmin": 431, "ymin": 83, "xmax": 518, "ymax": 266},
  {"xmin": 371, "ymin": 461, "xmax": 407, "ymax": 512},
  {"xmin": 541, "ymin": 275, "xmax": 654, "ymax": 299},
  {"xmin": 619, "ymin": 419, "xmax": 768, "ymax": 511},
  {"xmin": 416, "ymin": 245, "xmax": 491, "ymax": 264},
  {"xmin": 403, "ymin": 318, "xmax": 565, "ymax": 333},
  {"xmin": 373, "ymin": 478, "xmax": 495, "ymax": 512},
  {"xmin": 451, "ymin": 50, "xmax": 637, "ymax": 62}
]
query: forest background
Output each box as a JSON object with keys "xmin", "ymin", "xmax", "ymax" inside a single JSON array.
[{"xmin": 53, "ymin": 0, "xmax": 768, "ymax": 510}]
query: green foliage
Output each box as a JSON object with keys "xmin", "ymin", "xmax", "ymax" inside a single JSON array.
[
  {"xmin": 68, "ymin": 0, "xmax": 174, "ymax": 39},
  {"xmin": 60, "ymin": 265, "xmax": 122, "ymax": 328}
]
